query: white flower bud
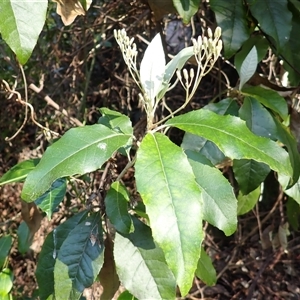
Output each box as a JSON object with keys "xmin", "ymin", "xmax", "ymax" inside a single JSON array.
[{"xmin": 207, "ymin": 28, "xmax": 213, "ymax": 39}]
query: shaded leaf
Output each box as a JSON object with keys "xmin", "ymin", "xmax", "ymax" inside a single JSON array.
[
  {"xmin": 0, "ymin": 0, "xmax": 47, "ymax": 64},
  {"xmin": 286, "ymin": 197, "xmax": 300, "ymax": 230},
  {"xmin": 35, "ymin": 178, "xmax": 67, "ymax": 219},
  {"xmin": 53, "ymin": 0, "xmax": 92, "ymax": 26},
  {"xmin": 17, "ymin": 222, "xmax": 31, "ymax": 255},
  {"xmin": 36, "ymin": 210, "xmax": 88, "ymax": 300},
  {"xmin": 204, "ymin": 98, "xmax": 239, "ymax": 116},
  {"xmin": 140, "ymin": 33, "xmax": 165, "ymax": 105},
  {"xmin": 105, "ymin": 181, "xmax": 132, "ymax": 234},
  {"xmin": 241, "ymin": 86, "xmax": 288, "ymax": 120},
  {"xmin": 186, "ymin": 150, "xmax": 237, "ymax": 236},
  {"xmin": 0, "ymin": 159, "xmax": 40, "ymax": 185},
  {"xmin": 237, "ymin": 186, "xmax": 261, "ymax": 215},
  {"xmin": 22, "ymin": 124, "xmax": 131, "ymax": 201},
  {"xmin": 114, "ymin": 218, "xmax": 176, "ymax": 299},
  {"xmin": 0, "ymin": 236, "xmax": 12, "ymax": 268},
  {"xmin": 173, "ymin": 0, "xmax": 200, "ymax": 24},
  {"xmin": 135, "ymin": 133, "xmax": 203, "ymax": 295},
  {"xmin": 54, "ymin": 213, "xmax": 104, "ymax": 299},
  {"xmin": 147, "ymin": 0, "xmax": 176, "ymax": 21},
  {"xmin": 233, "ymin": 159, "xmax": 270, "ymax": 195},
  {"xmin": 166, "ymin": 109, "xmax": 292, "ymax": 179},
  {"xmin": 247, "ymin": 0, "xmax": 292, "ymax": 51},
  {"xmin": 195, "ymin": 247, "xmax": 217, "ymax": 286},
  {"xmin": 210, "ymin": 0, "xmax": 250, "ymax": 57}
]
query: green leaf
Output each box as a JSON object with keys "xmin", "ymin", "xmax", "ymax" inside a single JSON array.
[
  {"xmin": 237, "ymin": 186, "xmax": 261, "ymax": 215},
  {"xmin": 233, "ymin": 159, "xmax": 270, "ymax": 195},
  {"xmin": 135, "ymin": 133, "xmax": 203, "ymax": 295},
  {"xmin": 118, "ymin": 290, "xmax": 138, "ymax": 300},
  {"xmin": 239, "ymin": 96, "xmax": 279, "ymax": 140},
  {"xmin": 182, "ymin": 133, "xmax": 225, "ymax": 165},
  {"xmin": 204, "ymin": 98, "xmax": 239, "ymax": 116},
  {"xmin": 17, "ymin": 221, "xmax": 30, "ymax": 255},
  {"xmin": 105, "ymin": 181, "xmax": 133, "ymax": 234},
  {"xmin": 186, "ymin": 150, "xmax": 237, "ymax": 236},
  {"xmin": 114, "ymin": 218, "xmax": 176, "ymax": 300},
  {"xmin": 0, "ymin": 158, "xmax": 40, "ymax": 185},
  {"xmin": 241, "ymin": 86, "xmax": 288, "ymax": 120},
  {"xmin": 140, "ymin": 33, "xmax": 165, "ymax": 104},
  {"xmin": 21, "ymin": 124, "xmax": 132, "ymax": 202},
  {"xmin": 54, "ymin": 213, "xmax": 104, "ymax": 299},
  {"xmin": 0, "ymin": 236, "xmax": 12, "ymax": 268},
  {"xmin": 195, "ymin": 247, "xmax": 217, "ymax": 286},
  {"xmin": 0, "ymin": 268, "xmax": 13, "ymax": 296},
  {"xmin": 166, "ymin": 109, "xmax": 292, "ymax": 179},
  {"xmin": 283, "ymin": 178, "xmax": 300, "ymax": 204},
  {"xmin": 172, "ymin": 0, "xmax": 200, "ymax": 24},
  {"xmin": 210, "ymin": 0, "xmax": 250, "ymax": 57},
  {"xmin": 238, "ymin": 46, "xmax": 257, "ymax": 90},
  {"xmin": 98, "ymin": 108, "xmax": 133, "ymax": 135},
  {"xmin": 286, "ymin": 197, "xmax": 300, "ymax": 230},
  {"xmin": 36, "ymin": 211, "xmax": 88, "ymax": 300},
  {"xmin": 247, "ymin": 0, "xmax": 292, "ymax": 51},
  {"xmin": 35, "ymin": 178, "xmax": 67, "ymax": 219},
  {"xmin": 0, "ymin": 0, "xmax": 48, "ymax": 64}
]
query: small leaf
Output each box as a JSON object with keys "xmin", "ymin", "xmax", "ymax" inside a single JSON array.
[
  {"xmin": 0, "ymin": 158, "xmax": 40, "ymax": 185},
  {"xmin": 166, "ymin": 110, "xmax": 293, "ymax": 179},
  {"xmin": 238, "ymin": 46, "xmax": 258, "ymax": 90},
  {"xmin": 17, "ymin": 221, "xmax": 31, "ymax": 255},
  {"xmin": 241, "ymin": 86, "xmax": 288, "ymax": 120},
  {"xmin": 186, "ymin": 150, "xmax": 237, "ymax": 236},
  {"xmin": 36, "ymin": 210, "xmax": 88, "ymax": 300},
  {"xmin": 237, "ymin": 186, "xmax": 261, "ymax": 215},
  {"xmin": 210, "ymin": 0, "xmax": 250, "ymax": 57},
  {"xmin": 35, "ymin": 178, "xmax": 67, "ymax": 219},
  {"xmin": 195, "ymin": 247, "xmax": 217, "ymax": 286},
  {"xmin": 105, "ymin": 182, "xmax": 133, "ymax": 234},
  {"xmin": 53, "ymin": 0, "xmax": 92, "ymax": 26},
  {"xmin": 21, "ymin": 124, "xmax": 132, "ymax": 202},
  {"xmin": 118, "ymin": 290, "xmax": 138, "ymax": 300},
  {"xmin": 140, "ymin": 33, "xmax": 165, "ymax": 105},
  {"xmin": 0, "ymin": 236, "xmax": 12, "ymax": 268},
  {"xmin": 54, "ymin": 213, "xmax": 104, "ymax": 299},
  {"xmin": 0, "ymin": 268, "xmax": 13, "ymax": 296},
  {"xmin": 0, "ymin": 0, "xmax": 48, "ymax": 64},
  {"xmin": 283, "ymin": 179, "xmax": 300, "ymax": 204},
  {"xmin": 114, "ymin": 218, "xmax": 176, "ymax": 299},
  {"xmin": 204, "ymin": 98, "xmax": 239, "ymax": 116},
  {"xmin": 172, "ymin": 0, "xmax": 200, "ymax": 24},
  {"xmin": 286, "ymin": 197, "xmax": 300, "ymax": 230},
  {"xmin": 233, "ymin": 159, "xmax": 270, "ymax": 195},
  {"xmin": 247, "ymin": 0, "xmax": 292, "ymax": 51},
  {"xmin": 135, "ymin": 133, "xmax": 203, "ymax": 295}
]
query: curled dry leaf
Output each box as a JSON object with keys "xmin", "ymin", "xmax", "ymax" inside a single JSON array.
[{"xmin": 53, "ymin": 0, "xmax": 92, "ymax": 26}]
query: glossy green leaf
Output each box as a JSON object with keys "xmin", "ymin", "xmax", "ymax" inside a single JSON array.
[
  {"xmin": 0, "ymin": 236, "xmax": 12, "ymax": 268},
  {"xmin": 35, "ymin": 178, "xmax": 67, "ymax": 219},
  {"xmin": 233, "ymin": 159, "xmax": 270, "ymax": 195},
  {"xmin": 247, "ymin": 0, "xmax": 292, "ymax": 51},
  {"xmin": 239, "ymin": 96, "xmax": 278, "ymax": 140},
  {"xmin": 0, "ymin": 0, "xmax": 48, "ymax": 64},
  {"xmin": 21, "ymin": 124, "xmax": 132, "ymax": 202},
  {"xmin": 237, "ymin": 185, "xmax": 261, "ymax": 215},
  {"xmin": 182, "ymin": 133, "xmax": 225, "ymax": 165},
  {"xmin": 195, "ymin": 247, "xmax": 217, "ymax": 286},
  {"xmin": 210, "ymin": 0, "xmax": 250, "ymax": 57},
  {"xmin": 0, "ymin": 268, "xmax": 13, "ymax": 296},
  {"xmin": 54, "ymin": 213, "xmax": 104, "ymax": 299},
  {"xmin": 17, "ymin": 221, "xmax": 30, "ymax": 255},
  {"xmin": 241, "ymin": 86, "xmax": 288, "ymax": 120},
  {"xmin": 114, "ymin": 218, "xmax": 176, "ymax": 300},
  {"xmin": 204, "ymin": 98, "xmax": 239, "ymax": 116},
  {"xmin": 36, "ymin": 210, "xmax": 88, "ymax": 300},
  {"xmin": 238, "ymin": 46, "xmax": 257, "ymax": 90},
  {"xmin": 105, "ymin": 181, "xmax": 132, "ymax": 234},
  {"xmin": 140, "ymin": 33, "xmax": 165, "ymax": 104},
  {"xmin": 135, "ymin": 133, "xmax": 203, "ymax": 295},
  {"xmin": 118, "ymin": 290, "xmax": 138, "ymax": 300},
  {"xmin": 186, "ymin": 150, "xmax": 237, "ymax": 236},
  {"xmin": 173, "ymin": 0, "xmax": 200, "ymax": 24},
  {"xmin": 98, "ymin": 108, "xmax": 133, "ymax": 135},
  {"xmin": 0, "ymin": 158, "xmax": 40, "ymax": 185},
  {"xmin": 166, "ymin": 109, "xmax": 292, "ymax": 179}
]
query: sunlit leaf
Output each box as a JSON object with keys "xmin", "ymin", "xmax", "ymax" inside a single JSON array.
[
  {"xmin": 0, "ymin": 268, "xmax": 13, "ymax": 296},
  {"xmin": 135, "ymin": 133, "xmax": 203, "ymax": 295},
  {"xmin": 172, "ymin": 0, "xmax": 200, "ymax": 24}
]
